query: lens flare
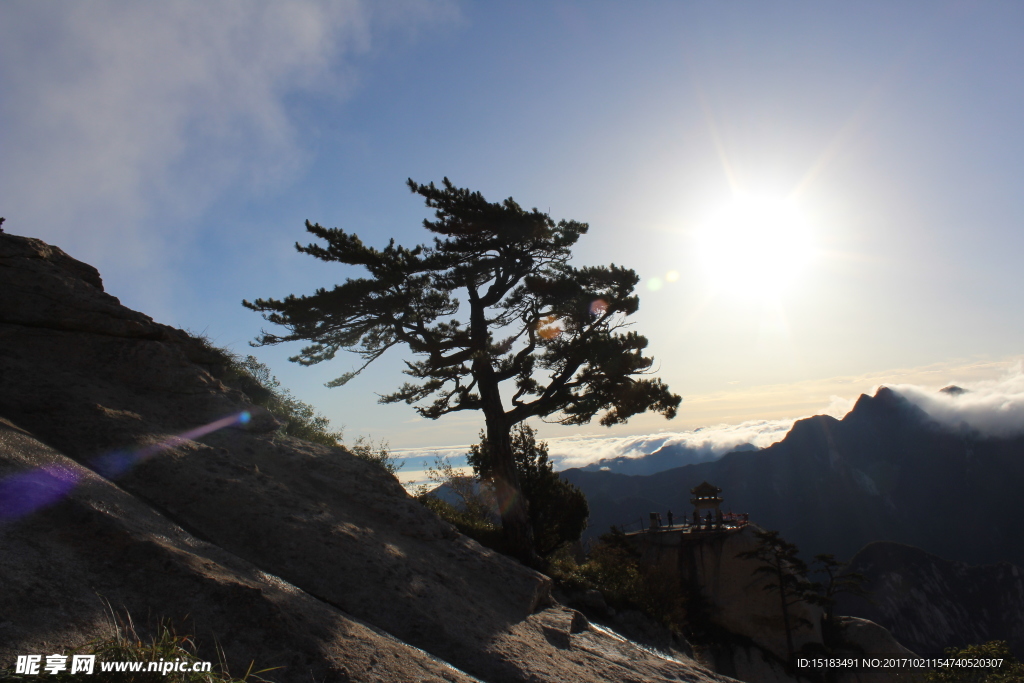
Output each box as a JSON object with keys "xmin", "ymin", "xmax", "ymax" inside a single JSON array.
[
  {"xmin": 92, "ymin": 450, "xmax": 136, "ymax": 479},
  {"xmin": 496, "ymin": 488, "xmax": 524, "ymax": 517},
  {"xmin": 0, "ymin": 466, "xmax": 79, "ymax": 520},
  {"xmin": 0, "ymin": 410, "xmax": 253, "ymax": 523},
  {"xmin": 589, "ymin": 299, "xmax": 608, "ymax": 316},
  {"xmin": 536, "ymin": 315, "xmax": 562, "ymax": 340}
]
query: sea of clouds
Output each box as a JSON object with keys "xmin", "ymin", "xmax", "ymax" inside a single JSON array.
[
  {"xmin": 395, "ymin": 416, "xmax": 810, "ymax": 489},
  {"xmin": 395, "ymin": 364, "xmax": 1024, "ymax": 489},
  {"xmin": 544, "ymin": 419, "xmax": 795, "ymax": 471}
]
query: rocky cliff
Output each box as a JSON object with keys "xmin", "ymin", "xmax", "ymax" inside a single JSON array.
[
  {"xmin": 633, "ymin": 526, "xmax": 823, "ymax": 658},
  {"xmin": 836, "ymin": 541, "xmax": 1024, "ymax": 660},
  {"xmin": 628, "ymin": 526, "xmax": 913, "ymax": 683},
  {"xmin": 0, "ymin": 232, "xmax": 733, "ymax": 682}
]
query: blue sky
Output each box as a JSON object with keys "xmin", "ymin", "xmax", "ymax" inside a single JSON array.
[{"xmin": 3, "ymin": 1, "xmax": 1023, "ymax": 476}]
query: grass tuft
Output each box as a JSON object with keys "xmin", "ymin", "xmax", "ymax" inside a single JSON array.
[{"xmin": 1, "ymin": 610, "xmax": 279, "ymax": 682}]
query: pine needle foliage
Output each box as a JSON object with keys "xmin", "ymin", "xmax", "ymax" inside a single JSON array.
[
  {"xmin": 810, "ymin": 553, "xmax": 868, "ymax": 626},
  {"xmin": 737, "ymin": 529, "xmax": 822, "ymax": 660},
  {"xmin": 242, "ymin": 178, "xmax": 681, "ymax": 561}
]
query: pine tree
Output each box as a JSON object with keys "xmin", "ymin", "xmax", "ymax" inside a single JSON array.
[
  {"xmin": 738, "ymin": 529, "xmax": 820, "ymax": 659},
  {"xmin": 243, "ymin": 178, "xmax": 680, "ymax": 562},
  {"xmin": 811, "ymin": 553, "xmax": 868, "ymax": 626}
]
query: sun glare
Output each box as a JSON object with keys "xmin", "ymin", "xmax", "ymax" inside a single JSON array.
[{"xmin": 696, "ymin": 195, "xmax": 813, "ymax": 299}]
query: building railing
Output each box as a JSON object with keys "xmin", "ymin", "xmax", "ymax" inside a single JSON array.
[
  {"xmin": 616, "ymin": 518, "xmax": 646, "ymax": 534},
  {"xmin": 621, "ymin": 512, "xmax": 750, "ymax": 534}
]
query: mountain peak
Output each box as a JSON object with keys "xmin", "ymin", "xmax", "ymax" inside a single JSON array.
[{"xmin": 841, "ymin": 385, "xmax": 935, "ymax": 433}]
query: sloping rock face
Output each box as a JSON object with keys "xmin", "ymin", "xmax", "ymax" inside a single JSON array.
[
  {"xmin": 0, "ymin": 233, "xmax": 733, "ymax": 683},
  {"xmin": 565, "ymin": 389, "xmax": 1024, "ymax": 567},
  {"xmin": 0, "ymin": 417, "xmax": 481, "ymax": 683},
  {"xmin": 836, "ymin": 542, "xmax": 1024, "ymax": 660}
]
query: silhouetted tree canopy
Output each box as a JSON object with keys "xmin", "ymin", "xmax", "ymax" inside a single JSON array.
[
  {"xmin": 243, "ymin": 178, "xmax": 680, "ymax": 561},
  {"xmin": 811, "ymin": 553, "xmax": 868, "ymax": 625}
]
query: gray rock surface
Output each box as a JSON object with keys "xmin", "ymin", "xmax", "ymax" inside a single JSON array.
[
  {"xmin": 0, "ymin": 418, "xmax": 481, "ymax": 683},
  {"xmin": 837, "ymin": 542, "xmax": 1024, "ymax": 659},
  {"xmin": 630, "ymin": 527, "xmax": 917, "ymax": 683},
  {"xmin": 632, "ymin": 525, "xmax": 824, "ymax": 661},
  {"xmin": 0, "ymin": 232, "xmax": 734, "ymax": 683}
]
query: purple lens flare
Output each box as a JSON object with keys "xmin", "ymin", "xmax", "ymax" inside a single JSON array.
[{"xmin": 0, "ymin": 411, "xmax": 252, "ymax": 522}]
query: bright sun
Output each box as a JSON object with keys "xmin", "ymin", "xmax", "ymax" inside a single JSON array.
[{"xmin": 696, "ymin": 195, "xmax": 813, "ymax": 298}]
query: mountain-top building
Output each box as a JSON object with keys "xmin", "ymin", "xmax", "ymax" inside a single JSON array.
[
  {"xmin": 690, "ymin": 481, "xmax": 724, "ymax": 527},
  {"xmin": 639, "ymin": 482, "xmax": 748, "ymax": 534}
]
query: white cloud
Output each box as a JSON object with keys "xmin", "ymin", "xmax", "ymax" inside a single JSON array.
[
  {"xmin": 0, "ymin": 0, "xmax": 455, "ymax": 291},
  {"xmin": 389, "ymin": 418, "xmax": 801, "ymax": 474},
  {"xmin": 543, "ymin": 418, "xmax": 798, "ymax": 470},
  {"xmin": 886, "ymin": 364, "xmax": 1024, "ymax": 439}
]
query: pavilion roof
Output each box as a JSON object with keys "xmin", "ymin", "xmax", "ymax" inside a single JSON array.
[{"xmin": 690, "ymin": 481, "xmax": 722, "ymax": 496}]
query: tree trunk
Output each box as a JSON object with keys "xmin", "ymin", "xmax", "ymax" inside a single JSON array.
[
  {"xmin": 485, "ymin": 418, "xmax": 538, "ymax": 565},
  {"xmin": 475, "ymin": 362, "xmax": 537, "ymax": 565},
  {"xmin": 468, "ymin": 288, "xmax": 537, "ymax": 565},
  {"xmin": 778, "ymin": 563, "xmax": 795, "ymax": 660}
]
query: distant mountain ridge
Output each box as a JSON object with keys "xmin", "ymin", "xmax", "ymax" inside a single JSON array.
[
  {"xmin": 577, "ymin": 442, "xmax": 758, "ymax": 475},
  {"xmin": 563, "ymin": 387, "xmax": 1024, "ymax": 566}
]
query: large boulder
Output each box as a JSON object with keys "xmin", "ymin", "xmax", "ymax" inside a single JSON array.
[
  {"xmin": 0, "ymin": 232, "xmax": 733, "ymax": 683},
  {"xmin": 0, "ymin": 417, "xmax": 480, "ymax": 683}
]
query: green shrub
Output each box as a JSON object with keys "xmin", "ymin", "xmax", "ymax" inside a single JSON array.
[
  {"xmin": 349, "ymin": 436, "xmax": 404, "ymax": 476},
  {"xmin": 415, "ymin": 425, "xmax": 590, "ymax": 562},
  {"xmin": 550, "ymin": 530, "xmax": 644, "ymax": 606},
  {"xmin": 548, "ymin": 529, "xmax": 688, "ymax": 630},
  {"xmin": 418, "ymin": 495, "xmax": 507, "ymax": 552},
  {"xmin": 183, "ymin": 331, "xmax": 409, "ymax": 478},
  {"xmin": 466, "ymin": 424, "xmax": 589, "ymax": 557},
  {"xmin": 922, "ymin": 641, "xmax": 1024, "ymax": 683},
  {"xmin": 414, "ymin": 455, "xmax": 508, "ymax": 552},
  {"xmin": 183, "ymin": 331, "xmax": 344, "ymax": 448},
  {"xmin": 227, "ymin": 354, "xmax": 344, "ymax": 448}
]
